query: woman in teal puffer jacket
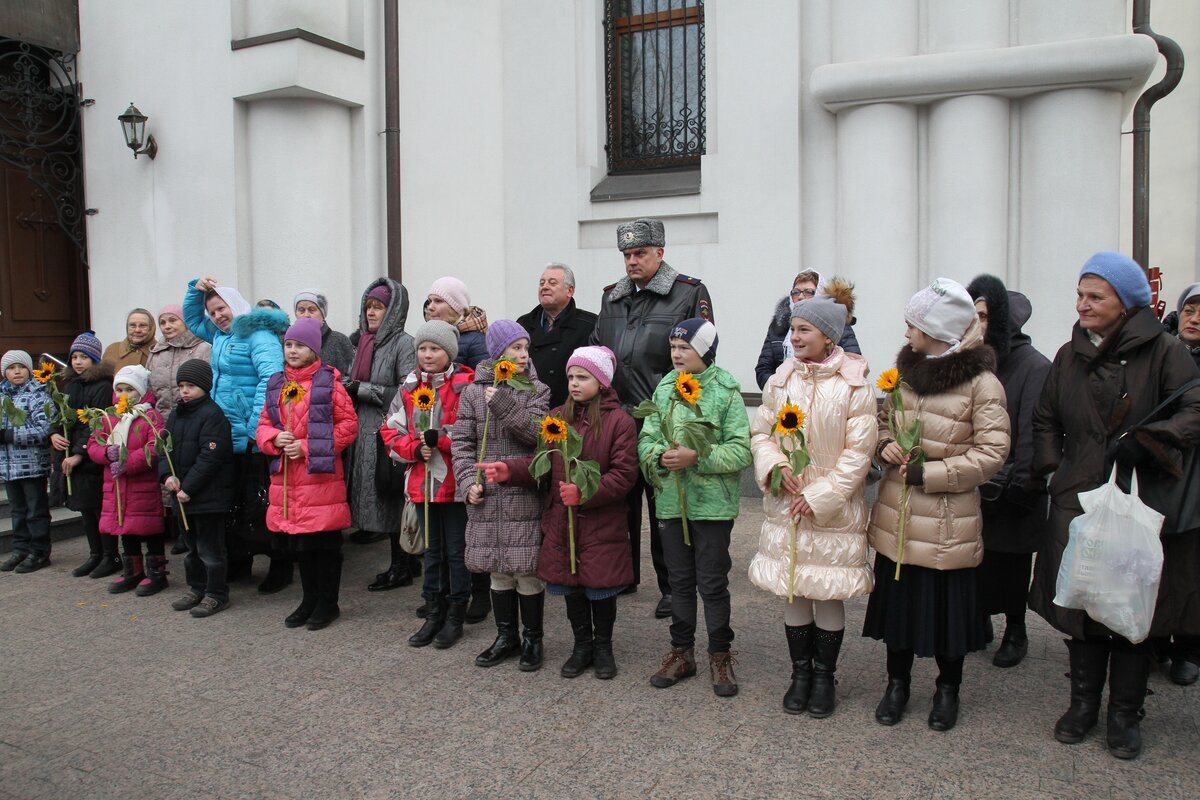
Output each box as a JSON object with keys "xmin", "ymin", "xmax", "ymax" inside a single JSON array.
[{"xmin": 184, "ymin": 277, "xmax": 289, "ymax": 589}]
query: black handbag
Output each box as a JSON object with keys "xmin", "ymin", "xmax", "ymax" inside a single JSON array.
[
  {"xmin": 374, "ymin": 430, "xmax": 407, "ymax": 495},
  {"xmin": 1112, "ymin": 377, "xmax": 1200, "ymax": 536}
]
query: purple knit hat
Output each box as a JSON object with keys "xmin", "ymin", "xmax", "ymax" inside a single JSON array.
[
  {"xmin": 366, "ymin": 284, "xmax": 392, "ymax": 308},
  {"xmin": 485, "ymin": 319, "xmax": 529, "ymax": 360},
  {"xmin": 284, "ymin": 317, "xmax": 323, "ymax": 355}
]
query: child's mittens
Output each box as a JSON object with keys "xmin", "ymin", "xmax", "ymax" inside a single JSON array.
[
  {"xmin": 106, "ymin": 444, "xmax": 120, "ymax": 462},
  {"xmin": 477, "ymin": 461, "xmax": 509, "ymax": 484},
  {"xmin": 559, "ymin": 483, "xmax": 581, "ymax": 507}
]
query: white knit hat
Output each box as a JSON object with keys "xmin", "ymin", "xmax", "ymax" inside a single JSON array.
[
  {"xmin": 904, "ymin": 278, "xmax": 977, "ymax": 346},
  {"xmin": 566, "ymin": 346, "xmax": 617, "ymax": 388},
  {"xmin": 113, "ymin": 364, "xmax": 151, "ymax": 397},
  {"xmin": 1, "ymin": 350, "xmax": 33, "ymax": 375}
]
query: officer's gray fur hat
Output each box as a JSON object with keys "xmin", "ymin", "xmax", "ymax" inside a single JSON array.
[{"xmin": 616, "ymin": 218, "xmax": 666, "ymax": 250}]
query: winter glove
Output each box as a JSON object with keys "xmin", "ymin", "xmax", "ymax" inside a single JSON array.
[
  {"xmin": 109, "ymin": 460, "xmax": 126, "ymax": 478},
  {"xmin": 423, "ymin": 428, "xmax": 440, "ymax": 449},
  {"xmin": 559, "ymin": 483, "xmax": 582, "ymax": 507},
  {"xmin": 0, "ymin": 429, "xmax": 12, "ymax": 444},
  {"xmin": 106, "ymin": 444, "xmax": 120, "ymax": 463},
  {"xmin": 478, "ymin": 461, "xmax": 510, "ymax": 484},
  {"xmin": 1113, "ymin": 433, "xmax": 1150, "ymax": 470},
  {"xmin": 343, "ymin": 379, "xmax": 360, "ymax": 397},
  {"xmin": 903, "ymin": 463, "xmax": 924, "ymax": 487}
]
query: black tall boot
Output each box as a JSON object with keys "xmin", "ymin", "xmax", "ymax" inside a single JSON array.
[
  {"xmin": 258, "ymin": 554, "xmax": 294, "ymax": 594},
  {"xmin": 561, "ymin": 592, "xmax": 593, "ymax": 678},
  {"xmin": 90, "ymin": 534, "xmax": 123, "ymax": 579},
  {"xmin": 1107, "ymin": 647, "xmax": 1151, "ymax": 759},
  {"xmin": 410, "ymin": 597, "xmax": 447, "ymax": 647},
  {"xmin": 135, "ymin": 555, "xmax": 170, "ymax": 597},
  {"xmin": 591, "ymin": 596, "xmax": 618, "ymax": 680},
  {"xmin": 72, "ymin": 525, "xmax": 104, "ymax": 577},
  {"xmin": 1055, "ymin": 638, "xmax": 1110, "ymax": 744},
  {"xmin": 783, "ymin": 623, "xmax": 815, "ymax": 715},
  {"xmin": 306, "ymin": 554, "xmax": 343, "ymax": 630},
  {"xmin": 876, "ymin": 648, "xmax": 913, "ymax": 726},
  {"xmin": 475, "ymin": 590, "xmax": 521, "ymax": 667},
  {"xmin": 286, "ymin": 557, "xmax": 320, "ymax": 628},
  {"xmin": 108, "ymin": 555, "xmax": 144, "ymax": 594},
  {"xmin": 466, "ymin": 572, "xmax": 492, "ymax": 624},
  {"xmin": 993, "ymin": 620, "xmax": 1029, "ymax": 668},
  {"xmin": 518, "ymin": 591, "xmax": 545, "ymax": 672},
  {"xmin": 434, "ymin": 602, "xmax": 468, "ymax": 649},
  {"xmin": 808, "ymin": 628, "xmax": 844, "ymax": 719}
]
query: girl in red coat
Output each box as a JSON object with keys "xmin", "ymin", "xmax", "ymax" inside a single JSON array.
[
  {"xmin": 256, "ymin": 318, "xmax": 358, "ymax": 631},
  {"xmin": 382, "ymin": 320, "xmax": 475, "ymax": 649},
  {"xmin": 481, "ymin": 345, "xmax": 638, "ymax": 679},
  {"xmin": 87, "ymin": 365, "xmax": 167, "ymax": 595}
]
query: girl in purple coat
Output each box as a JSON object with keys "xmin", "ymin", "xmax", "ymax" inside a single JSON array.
[
  {"xmin": 480, "ymin": 346, "xmax": 638, "ymax": 680},
  {"xmin": 87, "ymin": 365, "xmax": 167, "ymax": 595}
]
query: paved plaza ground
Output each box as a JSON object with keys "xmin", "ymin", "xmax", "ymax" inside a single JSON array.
[{"xmin": 2, "ymin": 500, "xmax": 1198, "ymax": 799}]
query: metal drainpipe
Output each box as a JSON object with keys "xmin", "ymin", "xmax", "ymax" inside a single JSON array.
[
  {"xmin": 384, "ymin": 0, "xmax": 403, "ymax": 282},
  {"xmin": 1131, "ymin": 0, "xmax": 1185, "ymax": 271}
]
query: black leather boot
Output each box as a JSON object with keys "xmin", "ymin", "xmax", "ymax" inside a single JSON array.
[
  {"xmin": 475, "ymin": 590, "xmax": 521, "ymax": 667},
  {"xmin": 306, "ymin": 554, "xmax": 343, "ymax": 630},
  {"xmin": 518, "ymin": 591, "xmax": 545, "ymax": 672},
  {"xmin": 108, "ymin": 555, "xmax": 144, "ymax": 594},
  {"xmin": 89, "ymin": 550, "xmax": 123, "ymax": 579},
  {"xmin": 928, "ymin": 683, "xmax": 960, "ymax": 731},
  {"xmin": 466, "ymin": 573, "xmax": 492, "ymax": 624},
  {"xmin": 808, "ymin": 628, "xmax": 844, "ymax": 719},
  {"xmin": 285, "ymin": 558, "xmax": 320, "ymax": 628},
  {"xmin": 73, "ymin": 526, "xmax": 104, "ymax": 577},
  {"xmin": 433, "ymin": 602, "xmax": 467, "ymax": 649},
  {"xmin": 135, "ymin": 555, "xmax": 170, "ymax": 596},
  {"xmin": 993, "ymin": 621, "xmax": 1029, "ymax": 668},
  {"xmin": 1106, "ymin": 648, "xmax": 1151, "ymax": 759},
  {"xmin": 1055, "ymin": 638, "xmax": 1110, "ymax": 744},
  {"xmin": 560, "ymin": 591, "xmax": 593, "ymax": 678},
  {"xmin": 257, "ymin": 555, "xmax": 294, "ymax": 594},
  {"xmin": 875, "ymin": 678, "xmax": 911, "ymax": 726},
  {"xmin": 783, "ymin": 623, "xmax": 814, "ymax": 715},
  {"xmin": 591, "ymin": 596, "xmax": 618, "ymax": 679},
  {"xmin": 409, "ymin": 597, "xmax": 446, "ymax": 647},
  {"xmin": 367, "ymin": 563, "xmax": 412, "ymax": 592}
]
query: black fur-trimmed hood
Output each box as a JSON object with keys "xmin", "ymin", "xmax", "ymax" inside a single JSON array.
[
  {"xmin": 896, "ymin": 339, "xmax": 996, "ymax": 397},
  {"xmin": 72, "ymin": 359, "xmax": 115, "ymax": 385},
  {"xmin": 767, "ymin": 295, "xmax": 791, "ymax": 337},
  {"xmin": 966, "ymin": 274, "xmax": 1011, "ymax": 360}
]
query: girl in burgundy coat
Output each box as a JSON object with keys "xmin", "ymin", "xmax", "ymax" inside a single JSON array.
[
  {"xmin": 87, "ymin": 365, "xmax": 167, "ymax": 596},
  {"xmin": 481, "ymin": 345, "xmax": 638, "ymax": 680},
  {"xmin": 256, "ymin": 319, "xmax": 358, "ymax": 631}
]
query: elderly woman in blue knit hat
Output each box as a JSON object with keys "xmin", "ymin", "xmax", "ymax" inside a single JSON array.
[{"xmin": 1030, "ymin": 252, "xmax": 1200, "ymax": 760}]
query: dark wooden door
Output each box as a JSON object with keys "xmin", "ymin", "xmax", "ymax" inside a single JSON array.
[{"xmin": 0, "ymin": 162, "xmax": 88, "ymax": 357}]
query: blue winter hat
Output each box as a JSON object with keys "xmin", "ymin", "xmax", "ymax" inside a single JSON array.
[
  {"xmin": 70, "ymin": 330, "xmax": 103, "ymax": 364},
  {"xmin": 670, "ymin": 317, "xmax": 719, "ymax": 366},
  {"xmin": 1079, "ymin": 251, "xmax": 1151, "ymax": 309}
]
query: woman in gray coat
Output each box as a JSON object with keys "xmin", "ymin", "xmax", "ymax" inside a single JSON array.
[{"xmin": 343, "ymin": 278, "xmax": 418, "ymax": 589}]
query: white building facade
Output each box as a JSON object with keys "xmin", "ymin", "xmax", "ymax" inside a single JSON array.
[{"xmin": 74, "ymin": 0, "xmax": 1200, "ymax": 389}]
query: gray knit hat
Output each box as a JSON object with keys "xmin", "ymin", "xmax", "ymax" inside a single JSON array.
[
  {"xmin": 294, "ymin": 289, "xmax": 328, "ymax": 319},
  {"xmin": 1177, "ymin": 282, "xmax": 1200, "ymax": 313},
  {"xmin": 414, "ymin": 320, "xmax": 460, "ymax": 362},
  {"xmin": 1, "ymin": 350, "xmax": 33, "ymax": 375},
  {"xmin": 790, "ymin": 296, "xmax": 846, "ymax": 345},
  {"xmin": 616, "ymin": 218, "xmax": 666, "ymax": 250}
]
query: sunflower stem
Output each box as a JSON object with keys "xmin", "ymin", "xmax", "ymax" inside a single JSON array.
[
  {"xmin": 475, "ymin": 374, "xmax": 498, "ymax": 485},
  {"xmin": 566, "ymin": 458, "xmax": 577, "ymax": 574},
  {"xmin": 282, "ymin": 405, "xmax": 291, "ymax": 521},
  {"xmin": 788, "ymin": 519, "xmax": 796, "ymax": 604},
  {"xmin": 61, "ymin": 421, "xmax": 72, "ymax": 496},
  {"xmin": 676, "ymin": 473, "xmax": 691, "ymax": 547},
  {"xmin": 894, "ymin": 483, "xmax": 910, "ymax": 581}
]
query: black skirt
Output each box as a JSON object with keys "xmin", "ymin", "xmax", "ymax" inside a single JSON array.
[{"xmin": 862, "ymin": 553, "xmax": 988, "ymax": 658}]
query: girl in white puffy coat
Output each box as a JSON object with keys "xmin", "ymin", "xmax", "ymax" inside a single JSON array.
[{"xmin": 748, "ymin": 280, "xmax": 877, "ymax": 719}]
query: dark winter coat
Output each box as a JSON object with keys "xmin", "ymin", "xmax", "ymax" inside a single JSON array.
[
  {"xmin": 158, "ymin": 393, "xmax": 233, "ymax": 515},
  {"xmin": 319, "ymin": 323, "xmax": 355, "ymax": 376},
  {"xmin": 504, "ymin": 388, "xmax": 638, "ymax": 590},
  {"xmin": 455, "ymin": 330, "xmax": 488, "ymax": 371},
  {"xmin": 590, "ymin": 262, "xmax": 713, "ymax": 408},
  {"xmin": 452, "ymin": 361, "xmax": 550, "ymax": 574},
  {"xmin": 60, "ymin": 361, "xmax": 114, "ymax": 511},
  {"xmin": 517, "ymin": 299, "xmax": 598, "ymax": 408},
  {"xmin": 346, "ymin": 278, "xmax": 416, "ymax": 533},
  {"xmin": 969, "ymin": 284, "xmax": 1052, "ymax": 554},
  {"xmin": 1029, "ymin": 307, "xmax": 1200, "ymax": 639},
  {"xmin": 755, "ymin": 296, "xmax": 862, "ymax": 389}
]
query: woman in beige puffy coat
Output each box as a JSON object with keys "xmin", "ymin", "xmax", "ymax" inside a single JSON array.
[
  {"xmin": 749, "ymin": 281, "xmax": 876, "ymax": 720},
  {"xmin": 863, "ymin": 278, "xmax": 1010, "ymax": 734}
]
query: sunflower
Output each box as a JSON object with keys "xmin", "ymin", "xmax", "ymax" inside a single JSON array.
[
  {"xmin": 114, "ymin": 394, "xmax": 129, "ymax": 415},
  {"xmin": 33, "ymin": 362, "xmax": 56, "ymax": 383},
  {"xmin": 539, "ymin": 415, "xmax": 568, "ymax": 444},
  {"xmin": 493, "ymin": 358, "xmax": 518, "ymax": 382},
  {"xmin": 876, "ymin": 368, "xmax": 899, "ymax": 392},
  {"xmin": 412, "ymin": 386, "xmax": 436, "ymax": 411},
  {"xmin": 76, "ymin": 408, "xmax": 90, "ymax": 424},
  {"xmin": 776, "ymin": 403, "xmax": 805, "ymax": 435},
  {"xmin": 675, "ymin": 371, "xmax": 701, "ymax": 405},
  {"xmin": 281, "ymin": 381, "xmax": 305, "ymax": 404}
]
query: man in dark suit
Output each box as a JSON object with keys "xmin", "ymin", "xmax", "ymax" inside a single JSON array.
[{"xmin": 516, "ymin": 263, "xmax": 598, "ymax": 409}]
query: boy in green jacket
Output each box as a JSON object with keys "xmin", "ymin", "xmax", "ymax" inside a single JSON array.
[{"xmin": 637, "ymin": 318, "xmax": 751, "ymax": 697}]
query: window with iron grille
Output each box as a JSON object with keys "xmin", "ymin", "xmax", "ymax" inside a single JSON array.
[{"xmin": 604, "ymin": 0, "xmax": 705, "ymax": 173}]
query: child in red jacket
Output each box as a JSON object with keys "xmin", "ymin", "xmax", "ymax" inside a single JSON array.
[
  {"xmin": 382, "ymin": 320, "xmax": 474, "ymax": 649},
  {"xmin": 256, "ymin": 318, "xmax": 358, "ymax": 631}
]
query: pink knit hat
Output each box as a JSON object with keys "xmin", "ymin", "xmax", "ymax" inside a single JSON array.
[
  {"xmin": 428, "ymin": 277, "xmax": 471, "ymax": 317},
  {"xmin": 566, "ymin": 346, "xmax": 616, "ymax": 388},
  {"xmin": 158, "ymin": 303, "xmax": 184, "ymax": 321}
]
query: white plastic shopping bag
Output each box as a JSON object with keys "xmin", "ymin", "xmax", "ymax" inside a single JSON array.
[{"xmin": 1053, "ymin": 466, "xmax": 1165, "ymax": 643}]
